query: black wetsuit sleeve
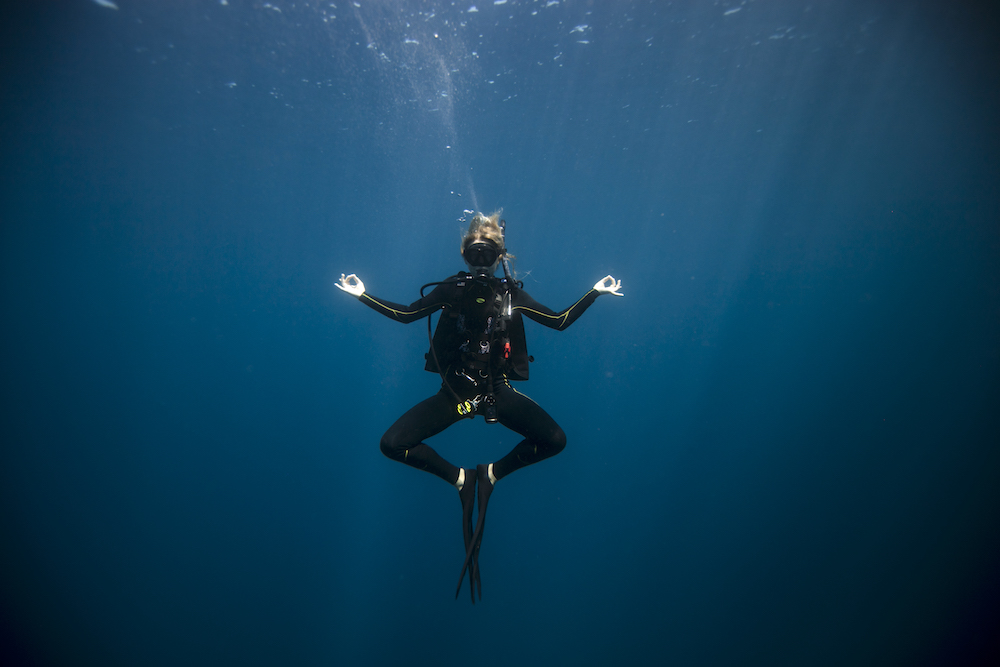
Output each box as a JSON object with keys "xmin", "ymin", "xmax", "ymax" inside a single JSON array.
[
  {"xmin": 359, "ymin": 282, "xmax": 452, "ymax": 323},
  {"xmin": 513, "ymin": 287, "xmax": 601, "ymax": 331}
]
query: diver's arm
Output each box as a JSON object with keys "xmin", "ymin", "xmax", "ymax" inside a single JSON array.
[
  {"xmin": 359, "ymin": 291, "xmax": 447, "ymax": 323},
  {"xmin": 514, "ymin": 287, "xmax": 601, "ymax": 331},
  {"xmin": 356, "ymin": 281, "xmax": 451, "ymax": 323},
  {"xmin": 337, "ymin": 272, "xmax": 455, "ymax": 323},
  {"xmin": 514, "ymin": 276, "xmax": 623, "ymax": 331}
]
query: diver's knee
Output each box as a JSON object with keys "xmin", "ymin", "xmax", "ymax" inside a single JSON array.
[
  {"xmin": 380, "ymin": 432, "xmax": 404, "ymax": 461},
  {"xmin": 549, "ymin": 427, "xmax": 567, "ymax": 455}
]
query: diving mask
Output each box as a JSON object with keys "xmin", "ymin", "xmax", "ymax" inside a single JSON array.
[{"xmin": 463, "ymin": 241, "xmax": 500, "ymax": 272}]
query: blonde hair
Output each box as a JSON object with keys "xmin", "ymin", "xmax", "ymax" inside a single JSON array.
[{"xmin": 461, "ymin": 210, "xmax": 505, "ymax": 252}]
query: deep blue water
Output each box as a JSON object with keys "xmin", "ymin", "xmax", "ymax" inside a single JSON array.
[{"xmin": 1, "ymin": 1, "xmax": 998, "ymax": 665}]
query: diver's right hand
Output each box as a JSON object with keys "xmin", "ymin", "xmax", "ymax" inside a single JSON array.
[{"xmin": 336, "ymin": 273, "xmax": 365, "ymax": 297}]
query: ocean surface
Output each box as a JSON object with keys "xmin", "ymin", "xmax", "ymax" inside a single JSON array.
[{"xmin": 1, "ymin": 1, "xmax": 998, "ymax": 665}]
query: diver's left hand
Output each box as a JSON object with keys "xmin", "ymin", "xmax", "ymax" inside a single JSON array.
[{"xmin": 594, "ymin": 275, "xmax": 624, "ymax": 297}]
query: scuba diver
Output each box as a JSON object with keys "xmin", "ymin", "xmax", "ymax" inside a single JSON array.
[{"xmin": 336, "ymin": 211, "xmax": 623, "ymax": 602}]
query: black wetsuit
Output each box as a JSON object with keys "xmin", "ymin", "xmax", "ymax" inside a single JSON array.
[{"xmin": 360, "ymin": 272, "xmax": 600, "ymax": 484}]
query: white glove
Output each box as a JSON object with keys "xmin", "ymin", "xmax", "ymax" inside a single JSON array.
[
  {"xmin": 593, "ymin": 275, "xmax": 623, "ymax": 297},
  {"xmin": 336, "ymin": 273, "xmax": 366, "ymax": 297}
]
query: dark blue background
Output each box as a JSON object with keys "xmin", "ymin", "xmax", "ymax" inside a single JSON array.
[{"xmin": 2, "ymin": 1, "xmax": 998, "ymax": 665}]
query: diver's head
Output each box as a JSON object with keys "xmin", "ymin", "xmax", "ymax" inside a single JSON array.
[{"xmin": 461, "ymin": 211, "xmax": 505, "ymax": 276}]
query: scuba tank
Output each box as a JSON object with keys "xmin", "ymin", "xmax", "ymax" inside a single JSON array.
[{"xmin": 481, "ymin": 219, "xmax": 515, "ymax": 423}]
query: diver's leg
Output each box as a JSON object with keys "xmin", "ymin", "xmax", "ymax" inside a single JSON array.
[
  {"xmin": 459, "ymin": 383, "xmax": 566, "ymax": 601},
  {"xmin": 382, "ymin": 390, "xmax": 484, "ymax": 599},
  {"xmin": 492, "ymin": 382, "xmax": 567, "ymax": 480},
  {"xmin": 380, "ymin": 390, "xmax": 464, "ymax": 484}
]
